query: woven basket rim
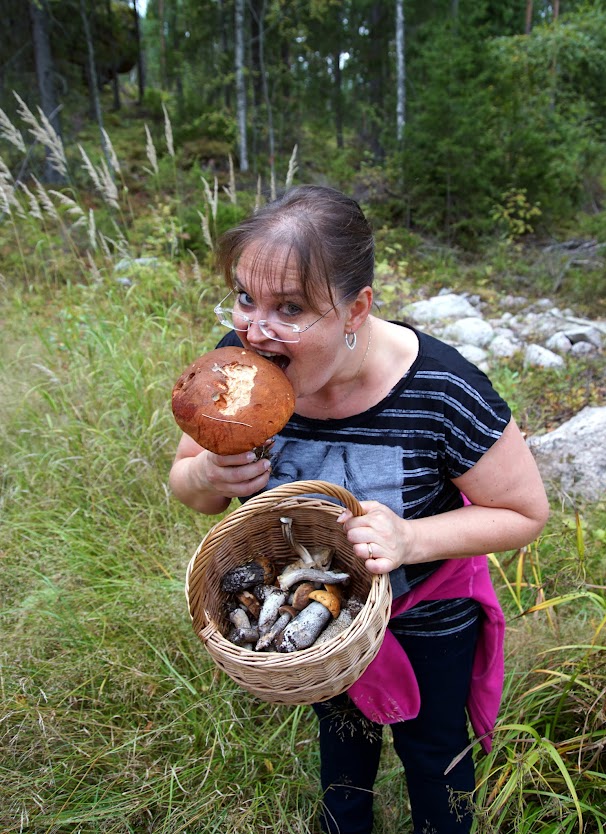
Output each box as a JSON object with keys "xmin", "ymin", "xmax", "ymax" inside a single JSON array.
[{"xmin": 184, "ymin": 480, "xmax": 392, "ymax": 703}]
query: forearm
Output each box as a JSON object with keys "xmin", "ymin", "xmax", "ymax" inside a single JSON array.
[
  {"xmin": 168, "ymin": 455, "xmax": 231, "ymax": 515},
  {"xmin": 402, "ymin": 503, "xmax": 548, "ymax": 565}
]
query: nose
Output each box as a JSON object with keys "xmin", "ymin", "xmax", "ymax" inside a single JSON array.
[{"xmin": 244, "ymin": 319, "xmax": 272, "ymax": 346}]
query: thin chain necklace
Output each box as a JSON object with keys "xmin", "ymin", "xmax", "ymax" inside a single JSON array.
[{"xmin": 315, "ymin": 318, "xmax": 373, "ymax": 413}]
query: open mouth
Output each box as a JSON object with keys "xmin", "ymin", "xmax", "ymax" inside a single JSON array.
[{"xmin": 257, "ymin": 351, "xmax": 290, "ymax": 372}]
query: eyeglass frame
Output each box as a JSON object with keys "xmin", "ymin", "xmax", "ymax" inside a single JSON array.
[{"xmin": 213, "ymin": 288, "xmax": 359, "ymax": 343}]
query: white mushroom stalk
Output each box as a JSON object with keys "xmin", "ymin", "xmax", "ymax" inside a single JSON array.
[{"xmin": 280, "ymin": 516, "xmax": 315, "ymax": 566}]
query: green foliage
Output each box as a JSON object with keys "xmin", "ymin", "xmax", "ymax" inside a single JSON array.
[
  {"xmin": 175, "ymin": 111, "xmax": 237, "ymax": 146},
  {"xmin": 491, "ymin": 188, "xmax": 542, "ymax": 241},
  {"xmin": 1, "ymin": 16, "xmax": 605, "ymax": 826},
  {"xmin": 1, "ymin": 266, "xmax": 604, "ymax": 831},
  {"xmin": 142, "ymin": 86, "xmax": 171, "ymax": 120}
]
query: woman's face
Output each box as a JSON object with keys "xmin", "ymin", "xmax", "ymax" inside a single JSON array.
[{"xmin": 231, "ymin": 244, "xmax": 353, "ymax": 399}]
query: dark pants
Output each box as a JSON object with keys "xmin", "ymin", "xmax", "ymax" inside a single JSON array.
[{"xmin": 313, "ymin": 620, "xmax": 480, "ymax": 834}]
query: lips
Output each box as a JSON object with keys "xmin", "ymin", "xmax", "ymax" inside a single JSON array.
[{"xmin": 257, "ymin": 350, "xmax": 290, "ymax": 372}]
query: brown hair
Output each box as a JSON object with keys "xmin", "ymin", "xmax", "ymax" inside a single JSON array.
[{"xmin": 215, "ymin": 185, "xmax": 374, "ymax": 313}]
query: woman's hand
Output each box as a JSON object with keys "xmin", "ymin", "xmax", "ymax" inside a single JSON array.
[
  {"xmin": 337, "ymin": 500, "xmax": 410, "ymax": 575},
  {"xmin": 168, "ymin": 434, "xmax": 273, "ymax": 514}
]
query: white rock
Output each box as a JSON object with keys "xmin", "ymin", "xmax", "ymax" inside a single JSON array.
[
  {"xmin": 527, "ymin": 407, "xmax": 606, "ymax": 503},
  {"xmin": 545, "ymin": 332, "xmax": 573, "ymax": 353},
  {"xmin": 493, "ymin": 326, "xmax": 517, "ymax": 340},
  {"xmin": 571, "ymin": 341, "xmax": 597, "ymax": 356},
  {"xmin": 489, "ymin": 335, "xmax": 520, "ymax": 358},
  {"xmin": 500, "ymin": 295, "xmax": 529, "ymax": 308},
  {"xmin": 524, "ymin": 344, "xmax": 565, "ymax": 368},
  {"xmin": 519, "ymin": 313, "xmax": 562, "ymax": 341},
  {"xmin": 402, "ymin": 294, "xmax": 480, "ymax": 323},
  {"xmin": 443, "ymin": 318, "xmax": 495, "ymax": 348},
  {"xmin": 456, "ymin": 345, "xmax": 489, "ymax": 366},
  {"xmin": 561, "ymin": 326, "xmax": 603, "ymax": 349}
]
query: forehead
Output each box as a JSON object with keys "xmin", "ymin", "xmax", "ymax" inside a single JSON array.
[{"xmin": 234, "ymin": 241, "xmax": 332, "ymax": 307}]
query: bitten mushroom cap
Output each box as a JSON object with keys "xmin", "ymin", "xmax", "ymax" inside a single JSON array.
[
  {"xmin": 308, "ymin": 588, "xmax": 341, "ymax": 618},
  {"xmin": 171, "ymin": 346, "xmax": 295, "ymax": 455}
]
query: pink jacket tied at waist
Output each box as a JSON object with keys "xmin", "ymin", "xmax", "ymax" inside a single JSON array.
[{"xmin": 347, "ymin": 553, "xmax": 505, "ymax": 754}]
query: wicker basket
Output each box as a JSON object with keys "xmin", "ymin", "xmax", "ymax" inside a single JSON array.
[{"xmin": 185, "ymin": 480, "xmax": 392, "ymax": 705}]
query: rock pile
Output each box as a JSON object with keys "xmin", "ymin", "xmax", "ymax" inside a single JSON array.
[
  {"xmin": 399, "ymin": 291, "xmax": 605, "ymax": 505},
  {"xmin": 401, "ymin": 291, "xmax": 605, "ymax": 372}
]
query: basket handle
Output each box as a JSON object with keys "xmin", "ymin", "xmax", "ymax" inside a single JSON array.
[{"xmin": 242, "ymin": 479, "xmax": 364, "ymax": 517}]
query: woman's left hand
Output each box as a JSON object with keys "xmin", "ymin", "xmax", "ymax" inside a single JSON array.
[{"xmin": 337, "ymin": 500, "xmax": 409, "ymax": 575}]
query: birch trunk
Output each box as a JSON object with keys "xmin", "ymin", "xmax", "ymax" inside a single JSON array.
[
  {"xmin": 395, "ymin": 0, "xmax": 405, "ymax": 143},
  {"xmin": 132, "ymin": 0, "xmax": 145, "ymax": 104},
  {"xmin": 235, "ymin": 0, "xmax": 248, "ymax": 171}
]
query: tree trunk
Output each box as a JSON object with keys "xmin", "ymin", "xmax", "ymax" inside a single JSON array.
[
  {"xmin": 553, "ymin": 1, "xmax": 560, "ymax": 21},
  {"xmin": 525, "ymin": 1, "xmax": 533, "ymax": 34},
  {"xmin": 132, "ymin": 0, "xmax": 145, "ymax": 104},
  {"xmin": 80, "ymin": 0, "xmax": 112, "ymax": 172},
  {"xmin": 217, "ymin": 0, "xmax": 231, "ymax": 109},
  {"xmin": 253, "ymin": 0, "xmax": 275, "ymax": 190},
  {"xmin": 29, "ymin": 0, "xmax": 64, "ymax": 183},
  {"xmin": 395, "ymin": 0, "xmax": 405, "ymax": 143},
  {"xmin": 105, "ymin": 0, "xmax": 121, "ymax": 110},
  {"xmin": 235, "ymin": 0, "xmax": 248, "ymax": 172},
  {"xmin": 158, "ymin": 0, "xmax": 167, "ymax": 89},
  {"xmin": 333, "ymin": 50, "xmax": 343, "ymax": 150},
  {"xmin": 249, "ymin": 0, "xmax": 263, "ymax": 171},
  {"xmin": 366, "ymin": 1, "xmax": 385, "ymax": 160}
]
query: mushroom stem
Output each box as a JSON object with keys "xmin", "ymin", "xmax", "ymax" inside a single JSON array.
[
  {"xmin": 257, "ymin": 587, "xmax": 288, "ymax": 635},
  {"xmin": 275, "ymin": 601, "xmax": 332, "ymax": 652},
  {"xmin": 280, "ymin": 516, "xmax": 315, "ymax": 565},
  {"xmin": 254, "ymin": 605, "xmax": 296, "ymax": 651}
]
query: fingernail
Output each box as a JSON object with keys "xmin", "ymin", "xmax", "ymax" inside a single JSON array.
[
  {"xmin": 246, "ymin": 452, "xmax": 256, "ymax": 463},
  {"xmin": 337, "ymin": 512, "xmax": 346, "ymax": 523},
  {"xmin": 262, "ymin": 459, "xmax": 271, "ymax": 471}
]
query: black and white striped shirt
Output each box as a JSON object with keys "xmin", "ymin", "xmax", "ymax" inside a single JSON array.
[{"xmin": 221, "ymin": 323, "xmax": 511, "ymax": 634}]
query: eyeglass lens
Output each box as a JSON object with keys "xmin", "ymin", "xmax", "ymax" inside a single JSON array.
[{"xmin": 218, "ymin": 308, "xmax": 300, "ymax": 342}]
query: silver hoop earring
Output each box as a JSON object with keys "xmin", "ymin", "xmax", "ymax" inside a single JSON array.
[{"xmin": 345, "ymin": 331, "xmax": 357, "ymax": 350}]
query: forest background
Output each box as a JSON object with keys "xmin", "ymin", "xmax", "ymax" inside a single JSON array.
[{"xmin": 0, "ymin": 1, "xmax": 605, "ymax": 832}]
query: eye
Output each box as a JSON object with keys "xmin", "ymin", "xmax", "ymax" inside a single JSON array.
[
  {"xmin": 278, "ymin": 302, "xmax": 303, "ymax": 319},
  {"xmin": 236, "ymin": 291, "xmax": 254, "ymax": 309}
]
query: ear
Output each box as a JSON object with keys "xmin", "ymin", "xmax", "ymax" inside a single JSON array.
[{"xmin": 344, "ymin": 286, "xmax": 373, "ymax": 333}]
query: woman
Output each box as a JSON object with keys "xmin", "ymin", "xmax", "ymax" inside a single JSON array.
[{"xmin": 169, "ymin": 185, "xmax": 549, "ymax": 834}]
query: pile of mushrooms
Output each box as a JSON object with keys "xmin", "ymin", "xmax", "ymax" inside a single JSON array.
[{"xmin": 220, "ymin": 517, "xmax": 364, "ymax": 652}]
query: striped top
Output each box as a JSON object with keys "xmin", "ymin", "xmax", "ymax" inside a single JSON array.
[{"xmin": 221, "ymin": 323, "xmax": 511, "ymax": 635}]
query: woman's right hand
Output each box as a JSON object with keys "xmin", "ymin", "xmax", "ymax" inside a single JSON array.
[{"xmin": 168, "ymin": 434, "xmax": 272, "ymax": 514}]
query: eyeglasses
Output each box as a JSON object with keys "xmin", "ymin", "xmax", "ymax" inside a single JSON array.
[{"xmin": 214, "ymin": 290, "xmax": 357, "ymax": 344}]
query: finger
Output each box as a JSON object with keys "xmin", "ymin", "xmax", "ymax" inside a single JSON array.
[
  {"xmin": 212, "ymin": 449, "xmax": 261, "ymax": 467},
  {"xmin": 363, "ymin": 556, "xmax": 393, "ymax": 575},
  {"xmin": 224, "ymin": 468, "xmax": 272, "ymax": 498}
]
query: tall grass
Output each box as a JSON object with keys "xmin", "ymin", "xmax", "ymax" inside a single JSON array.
[{"xmin": 0, "ymin": 95, "xmax": 604, "ymax": 832}]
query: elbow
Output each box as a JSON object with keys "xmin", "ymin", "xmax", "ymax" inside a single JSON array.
[{"xmin": 526, "ymin": 494, "xmax": 551, "ymax": 544}]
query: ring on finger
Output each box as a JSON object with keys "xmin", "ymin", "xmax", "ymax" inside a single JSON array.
[{"xmin": 367, "ymin": 542, "xmax": 374, "ymax": 559}]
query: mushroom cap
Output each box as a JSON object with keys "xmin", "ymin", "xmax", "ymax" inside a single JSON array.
[
  {"xmin": 308, "ymin": 588, "xmax": 341, "ymax": 618},
  {"xmin": 291, "ymin": 581, "xmax": 317, "ymax": 611},
  {"xmin": 172, "ymin": 347, "xmax": 295, "ymax": 455}
]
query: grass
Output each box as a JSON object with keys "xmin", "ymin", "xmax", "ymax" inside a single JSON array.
[{"xmin": 1, "ymin": 96, "xmax": 605, "ymax": 832}]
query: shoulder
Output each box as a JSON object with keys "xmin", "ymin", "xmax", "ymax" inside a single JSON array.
[
  {"xmin": 388, "ymin": 323, "xmax": 511, "ymax": 430},
  {"xmin": 216, "ymin": 330, "xmax": 244, "ymax": 349}
]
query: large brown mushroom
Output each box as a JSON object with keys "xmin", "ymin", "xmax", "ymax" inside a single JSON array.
[{"xmin": 172, "ymin": 347, "xmax": 295, "ymax": 455}]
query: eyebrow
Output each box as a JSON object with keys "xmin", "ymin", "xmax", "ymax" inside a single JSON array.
[{"xmin": 233, "ymin": 279, "xmax": 307, "ymax": 303}]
